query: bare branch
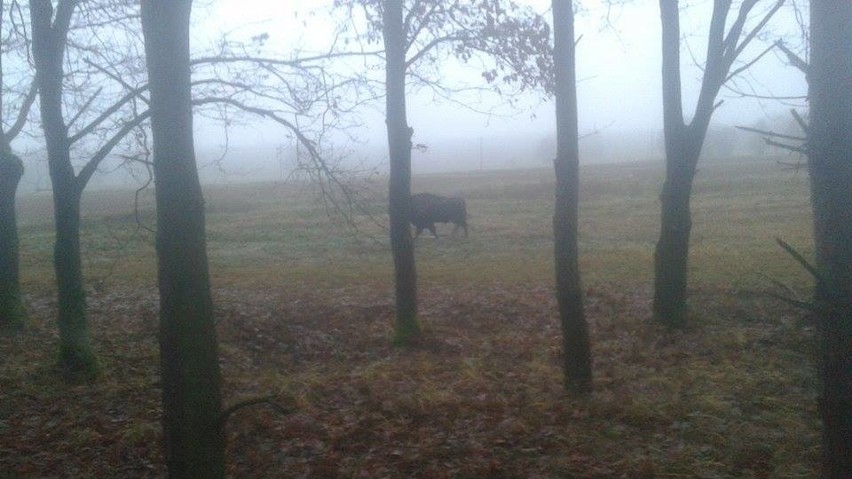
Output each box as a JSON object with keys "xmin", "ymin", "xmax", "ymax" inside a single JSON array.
[
  {"xmin": 735, "ymin": 125, "xmax": 806, "ymax": 142},
  {"xmin": 791, "ymin": 108, "xmax": 807, "ymax": 133},
  {"xmin": 190, "ymin": 50, "xmax": 383, "ymax": 69},
  {"xmin": 76, "ymin": 108, "xmax": 151, "ymax": 190},
  {"xmin": 775, "ymin": 39, "xmax": 808, "ymax": 74},
  {"xmin": 65, "ymin": 86, "xmax": 102, "ymax": 131},
  {"xmin": 6, "ymin": 80, "xmax": 37, "ymax": 140},
  {"xmin": 405, "ymin": 1, "xmax": 441, "ymax": 54},
  {"xmin": 405, "ymin": 33, "xmax": 465, "ymax": 69},
  {"xmin": 725, "ymin": 42, "xmax": 775, "ymax": 82},
  {"xmin": 84, "ymin": 57, "xmax": 150, "ymax": 105},
  {"xmin": 69, "ymin": 84, "xmax": 149, "ymax": 145},
  {"xmin": 766, "ymin": 138, "xmax": 807, "ymax": 154},
  {"xmin": 729, "ymin": 0, "xmax": 785, "ymax": 64},
  {"xmin": 776, "ymin": 237, "xmax": 821, "ymax": 283}
]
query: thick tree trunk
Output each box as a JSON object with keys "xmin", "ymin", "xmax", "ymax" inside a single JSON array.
[
  {"xmin": 141, "ymin": 1, "xmax": 224, "ymax": 476},
  {"xmin": 30, "ymin": 0, "xmax": 96, "ymax": 376},
  {"xmin": 0, "ymin": 150, "xmax": 25, "ymax": 331},
  {"xmin": 383, "ymin": 0, "xmax": 420, "ymax": 344},
  {"xmin": 653, "ymin": 155, "xmax": 697, "ymax": 327},
  {"xmin": 808, "ymin": 2, "xmax": 852, "ymax": 476},
  {"xmin": 552, "ymin": 0, "xmax": 591, "ymax": 394}
]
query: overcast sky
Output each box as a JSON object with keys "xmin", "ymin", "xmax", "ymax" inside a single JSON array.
[{"xmin": 190, "ymin": 0, "xmax": 807, "ymax": 175}]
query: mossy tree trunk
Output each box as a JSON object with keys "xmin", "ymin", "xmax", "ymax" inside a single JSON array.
[
  {"xmin": 383, "ymin": 0, "xmax": 420, "ymax": 344},
  {"xmin": 0, "ymin": 149, "xmax": 25, "ymax": 331},
  {"xmin": 30, "ymin": 0, "xmax": 97, "ymax": 376},
  {"xmin": 808, "ymin": 2, "xmax": 852, "ymax": 476},
  {"xmin": 141, "ymin": 0, "xmax": 225, "ymax": 476},
  {"xmin": 552, "ymin": 0, "xmax": 591, "ymax": 394}
]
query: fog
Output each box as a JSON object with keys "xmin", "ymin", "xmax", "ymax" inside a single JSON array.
[{"xmin": 16, "ymin": 0, "xmax": 807, "ymax": 192}]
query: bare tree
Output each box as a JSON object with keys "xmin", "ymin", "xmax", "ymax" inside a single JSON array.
[
  {"xmin": 0, "ymin": 0, "xmax": 36, "ymax": 332},
  {"xmin": 654, "ymin": 0, "xmax": 784, "ymax": 327},
  {"xmin": 337, "ymin": 0, "xmax": 552, "ymax": 343},
  {"xmin": 141, "ymin": 0, "xmax": 224, "ymax": 475},
  {"xmin": 552, "ymin": 0, "xmax": 591, "ymax": 394},
  {"xmin": 727, "ymin": 4, "xmax": 852, "ymax": 473},
  {"xmin": 29, "ymin": 0, "xmax": 149, "ymax": 376},
  {"xmin": 807, "ymin": 2, "xmax": 852, "ymax": 475}
]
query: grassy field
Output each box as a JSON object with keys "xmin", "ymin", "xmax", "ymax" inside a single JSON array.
[{"xmin": 2, "ymin": 157, "xmax": 820, "ymax": 477}]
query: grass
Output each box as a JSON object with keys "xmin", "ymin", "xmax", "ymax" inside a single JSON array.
[{"xmin": 0, "ymin": 157, "xmax": 820, "ymax": 477}]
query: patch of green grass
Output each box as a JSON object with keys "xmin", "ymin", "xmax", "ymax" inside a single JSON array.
[{"xmin": 14, "ymin": 157, "xmax": 813, "ymax": 296}]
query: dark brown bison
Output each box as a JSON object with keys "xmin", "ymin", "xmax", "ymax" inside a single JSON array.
[{"xmin": 410, "ymin": 193, "xmax": 468, "ymax": 238}]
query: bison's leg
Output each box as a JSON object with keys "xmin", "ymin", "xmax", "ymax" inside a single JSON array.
[
  {"xmin": 452, "ymin": 222, "xmax": 468, "ymax": 237},
  {"xmin": 428, "ymin": 223, "xmax": 438, "ymax": 238}
]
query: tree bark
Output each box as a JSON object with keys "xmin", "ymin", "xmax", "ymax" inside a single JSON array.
[
  {"xmin": 808, "ymin": 2, "xmax": 852, "ymax": 476},
  {"xmin": 653, "ymin": 0, "xmax": 720, "ymax": 327},
  {"xmin": 141, "ymin": 1, "xmax": 224, "ymax": 476},
  {"xmin": 653, "ymin": 149, "xmax": 697, "ymax": 328},
  {"xmin": 0, "ymin": 149, "xmax": 25, "ymax": 331},
  {"xmin": 30, "ymin": 0, "xmax": 97, "ymax": 375},
  {"xmin": 552, "ymin": 0, "xmax": 591, "ymax": 394},
  {"xmin": 383, "ymin": 0, "xmax": 420, "ymax": 344}
]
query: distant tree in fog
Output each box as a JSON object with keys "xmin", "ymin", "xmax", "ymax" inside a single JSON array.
[
  {"xmin": 0, "ymin": 0, "xmax": 36, "ymax": 332},
  {"xmin": 551, "ymin": 0, "xmax": 592, "ymax": 394},
  {"xmin": 653, "ymin": 0, "xmax": 784, "ymax": 327},
  {"xmin": 336, "ymin": 0, "xmax": 552, "ymax": 344}
]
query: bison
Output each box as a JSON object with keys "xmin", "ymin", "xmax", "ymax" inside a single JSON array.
[{"xmin": 410, "ymin": 192, "xmax": 468, "ymax": 238}]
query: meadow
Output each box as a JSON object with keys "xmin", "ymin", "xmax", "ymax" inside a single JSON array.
[{"xmin": 1, "ymin": 157, "xmax": 820, "ymax": 477}]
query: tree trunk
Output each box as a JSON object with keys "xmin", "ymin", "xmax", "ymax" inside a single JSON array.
[
  {"xmin": 30, "ymin": 0, "xmax": 97, "ymax": 376},
  {"xmin": 808, "ymin": 2, "xmax": 852, "ymax": 476},
  {"xmin": 552, "ymin": 0, "xmax": 591, "ymax": 394},
  {"xmin": 383, "ymin": 0, "xmax": 420, "ymax": 344},
  {"xmin": 0, "ymin": 150, "xmax": 25, "ymax": 331},
  {"xmin": 53, "ymin": 181, "xmax": 96, "ymax": 375},
  {"xmin": 652, "ymin": 0, "xmax": 717, "ymax": 328},
  {"xmin": 141, "ymin": 1, "xmax": 224, "ymax": 476},
  {"xmin": 653, "ymin": 151, "xmax": 697, "ymax": 328}
]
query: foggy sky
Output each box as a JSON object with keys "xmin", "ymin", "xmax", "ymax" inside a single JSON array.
[
  {"xmin": 191, "ymin": 0, "xmax": 806, "ymax": 176},
  {"xmin": 16, "ymin": 0, "xmax": 809, "ymax": 192}
]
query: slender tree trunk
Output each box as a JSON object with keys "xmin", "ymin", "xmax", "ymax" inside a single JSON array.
[
  {"xmin": 383, "ymin": 0, "xmax": 420, "ymax": 344},
  {"xmin": 52, "ymin": 181, "xmax": 95, "ymax": 374},
  {"xmin": 808, "ymin": 2, "xmax": 852, "ymax": 476},
  {"xmin": 552, "ymin": 0, "xmax": 591, "ymax": 394},
  {"xmin": 31, "ymin": 0, "xmax": 96, "ymax": 375},
  {"xmin": 141, "ymin": 1, "xmax": 224, "ymax": 476},
  {"xmin": 0, "ymin": 150, "xmax": 25, "ymax": 331}
]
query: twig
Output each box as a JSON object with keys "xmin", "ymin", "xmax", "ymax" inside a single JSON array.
[{"xmin": 776, "ymin": 237, "xmax": 821, "ymax": 282}]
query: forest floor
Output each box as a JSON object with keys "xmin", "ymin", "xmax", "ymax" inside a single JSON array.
[{"xmin": 1, "ymin": 159, "xmax": 821, "ymax": 477}]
